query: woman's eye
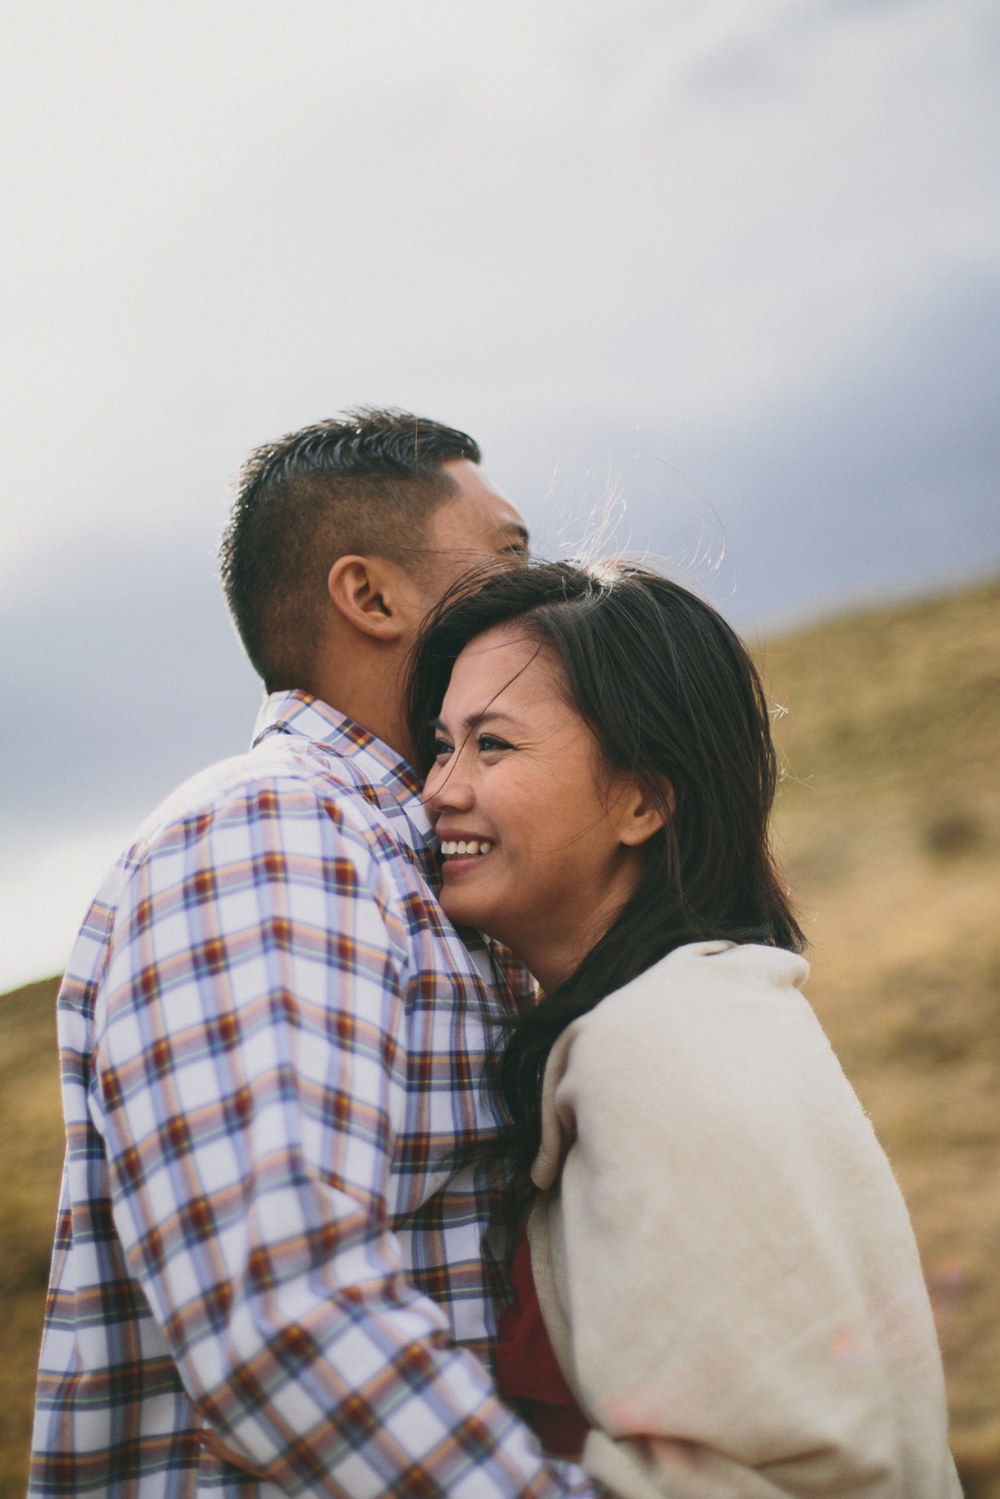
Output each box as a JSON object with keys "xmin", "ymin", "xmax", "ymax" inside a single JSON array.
[
  {"xmin": 433, "ymin": 738, "xmax": 454, "ymax": 758},
  {"xmin": 478, "ymin": 735, "xmax": 513, "ymax": 753}
]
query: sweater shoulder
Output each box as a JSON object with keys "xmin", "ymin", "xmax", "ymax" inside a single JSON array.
[
  {"xmin": 578, "ymin": 941, "xmax": 810, "ymax": 1038},
  {"xmin": 558, "ymin": 941, "xmax": 831, "ymax": 1122}
]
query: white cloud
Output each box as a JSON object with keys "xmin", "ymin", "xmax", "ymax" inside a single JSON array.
[
  {"xmin": 0, "ymin": 0, "xmax": 577, "ymax": 568},
  {"xmin": 0, "ymin": 824, "xmax": 133, "ymax": 992},
  {"xmin": 2, "ymin": 0, "xmax": 998, "ymax": 585}
]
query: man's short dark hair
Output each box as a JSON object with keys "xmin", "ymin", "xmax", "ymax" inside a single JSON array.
[{"xmin": 220, "ymin": 407, "xmax": 481, "ymax": 690}]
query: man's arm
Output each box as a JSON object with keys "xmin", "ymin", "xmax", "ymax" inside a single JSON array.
[{"xmin": 93, "ymin": 775, "xmax": 597, "ymax": 1497}]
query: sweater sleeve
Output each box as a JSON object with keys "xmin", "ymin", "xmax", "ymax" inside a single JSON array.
[{"xmin": 527, "ymin": 942, "xmax": 961, "ymax": 1499}]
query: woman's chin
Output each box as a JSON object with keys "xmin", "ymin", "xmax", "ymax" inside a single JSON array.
[
  {"xmin": 439, "ymin": 887, "xmax": 531, "ymax": 974},
  {"xmin": 439, "ymin": 889, "xmax": 487, "ymax": 931},
  {"xmin": 439, "ymin": 875, "xmax": 498, "ymax": 938}
]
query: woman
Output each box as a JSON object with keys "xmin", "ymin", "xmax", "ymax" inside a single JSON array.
[{"xmin": 407, "ymin": 560, "xmax": 959, "ymax": 1499}]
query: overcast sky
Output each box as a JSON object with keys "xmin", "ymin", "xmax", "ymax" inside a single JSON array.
[{"xmin": 2, "ymin": 0, "xmax": 999, "ymax": 991}]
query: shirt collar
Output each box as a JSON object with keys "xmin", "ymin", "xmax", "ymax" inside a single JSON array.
[{"xmin": 252, "ymin": 690, "xmax": 425, "ymax": 812}]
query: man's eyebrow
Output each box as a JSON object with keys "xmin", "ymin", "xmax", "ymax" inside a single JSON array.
[{"xmin": 499, "ymin": 521, "xmax": 529, "ymax": 550}]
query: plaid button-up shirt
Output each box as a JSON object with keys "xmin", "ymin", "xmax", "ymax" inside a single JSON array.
[{"xmin": 31, "ymin": 692, "xmax": 596, "ymax": 1499}]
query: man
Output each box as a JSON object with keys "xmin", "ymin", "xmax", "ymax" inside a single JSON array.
[{"xmin": 31, "ymin": 411, "xmax": 598, "ymax": 1498}]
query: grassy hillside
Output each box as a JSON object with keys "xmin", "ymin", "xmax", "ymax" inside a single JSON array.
[
  {"xmin": 0, "ymin": 975, "xmax": 63, "ymax": 1499},
  {"xmin": 1, "ymin": 575, "xmax": 998, "ymax": 1495},
  {"xmin": 761, "ymin": 576, "xmax": 1000, "ymax": 1496}
]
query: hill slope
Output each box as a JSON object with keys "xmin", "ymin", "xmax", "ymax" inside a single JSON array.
[
  {"xmin": 0, "ymin": 975, "xmax": 62, "ymax": 1499},
  {"xmin": 761, "ymin": 577, "xmax": 1000, "ymax": 1493},
  {"xmin": 1, "ymin": 576, "xmax": 998, "ymax": 1496}
]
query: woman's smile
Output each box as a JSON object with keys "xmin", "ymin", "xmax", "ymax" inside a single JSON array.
[{"xmin": 438, "ymin": 837, "xmax": 495, "ymax": 859}]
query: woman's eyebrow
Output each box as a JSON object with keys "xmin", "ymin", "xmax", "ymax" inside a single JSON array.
[
  {"xmin": 429, "ymin": 709, "xmax": 525, "ymax": 734},
  {"xmin": 467, "ymin": 709, "xmax": 523, "ymax": 730}
]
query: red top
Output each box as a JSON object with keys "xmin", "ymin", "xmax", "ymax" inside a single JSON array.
[{"xmin": 494, "ymin": 1228, "xmax": 590, "ymax": 1461}]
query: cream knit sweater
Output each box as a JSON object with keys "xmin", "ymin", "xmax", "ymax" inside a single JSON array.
[{"xmin": 526, "ymin": 941, "xmax": 960, "ymax": 1498}]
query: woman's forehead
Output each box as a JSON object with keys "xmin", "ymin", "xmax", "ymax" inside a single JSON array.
[{"xmin": 444, "ymin": 626, "xmax": 561, "ymax": 707}]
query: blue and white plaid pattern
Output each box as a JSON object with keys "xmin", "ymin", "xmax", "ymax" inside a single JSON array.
[{"xmin": 31, "ymin": 692, "xmax": 596, "ymax": 1498}]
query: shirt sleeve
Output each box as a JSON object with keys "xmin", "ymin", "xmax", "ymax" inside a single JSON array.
[{"xmin": 91, "ymin": 775, "xmax": 599, "ymax": 1499}]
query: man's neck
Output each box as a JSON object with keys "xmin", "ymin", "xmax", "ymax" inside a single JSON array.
[{"xmin": 305, "ymin": 647, "xmax": 414, "ymax": 766}]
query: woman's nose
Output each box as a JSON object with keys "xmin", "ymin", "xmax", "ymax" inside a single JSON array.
[{"xmin": 424, "ymin": 759, "xmax": 475, "ymax": 812}]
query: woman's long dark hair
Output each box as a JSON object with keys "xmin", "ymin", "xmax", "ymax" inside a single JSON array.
[{"xmin": 407, "ymin": 560, "xmax": 805, "ymax": 1198}]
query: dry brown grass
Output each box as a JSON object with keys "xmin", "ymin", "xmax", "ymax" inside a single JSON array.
[
  {"xmin": 761, "ymin": 576, "xmax": 1000, "ymax": 1496},
  {"xmin": 0, "ymin": 976, "xmax": 63, "ymax": 1499},
  {"xmin": 1, "ymin": 576, "xmax": 998, "ymax": 1495}
]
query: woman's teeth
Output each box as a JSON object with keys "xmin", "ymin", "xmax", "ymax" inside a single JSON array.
[{"xmin": 440, "ymin": 840, "xmax": 493, "ymax": 857}]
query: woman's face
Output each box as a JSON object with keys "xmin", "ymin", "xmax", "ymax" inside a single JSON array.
[{"xmin": 422, "ymin": 625, "xmax": 663, "ymax": 991}]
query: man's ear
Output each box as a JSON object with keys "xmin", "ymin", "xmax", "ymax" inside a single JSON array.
[
  {"xmin": 618, "ymin": 776, "xmax": 674, "ymax": 848},
  {"xmin": 327, "ymin": 555, "xmax": 409, "ymax": 641}
]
